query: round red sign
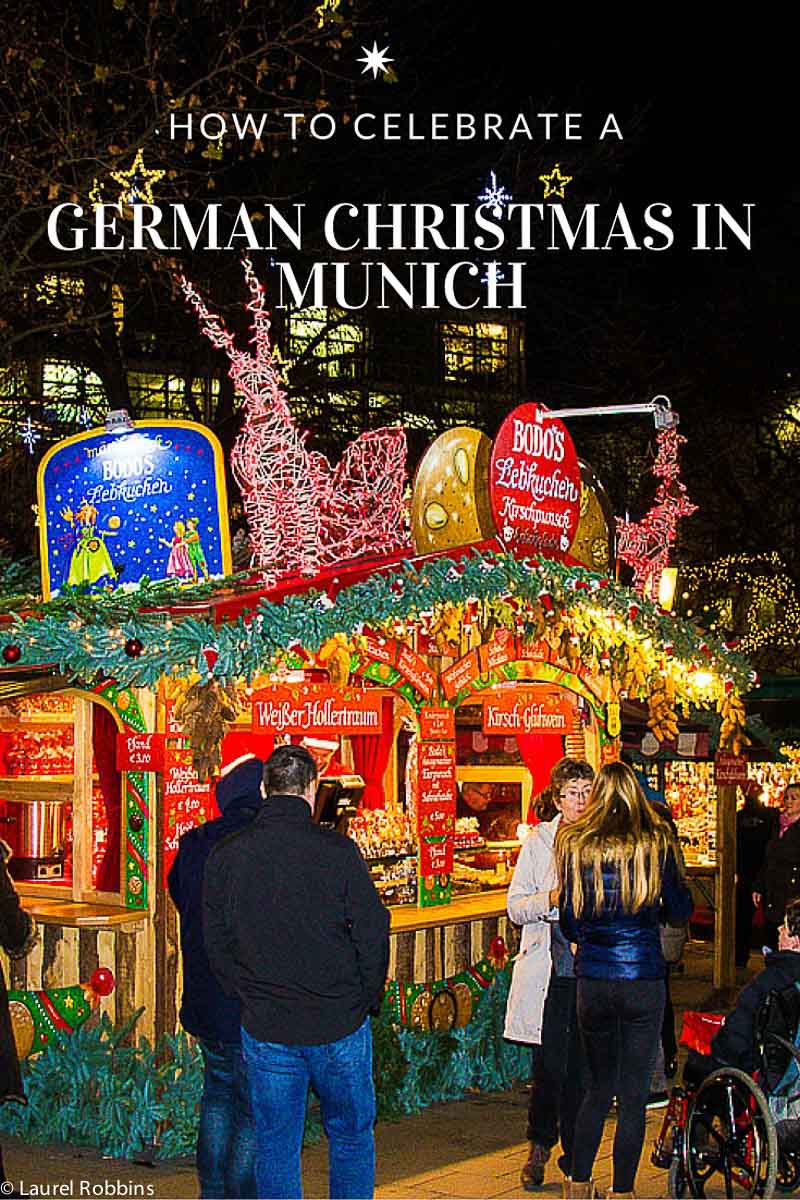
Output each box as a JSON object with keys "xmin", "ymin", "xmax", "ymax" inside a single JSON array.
[{"xmin": 489, "ymin": 403, "xmax": 581, "ymax": 558}]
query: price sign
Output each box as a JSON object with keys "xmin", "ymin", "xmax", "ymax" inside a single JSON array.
[
  {"xmin": 162, "ymin": 743, "xmax": 214, "ymax": 886},
  {"xmin": 116, "ymin": 732, "xmax": 165, "ymax": 773},
  {"xmin": 419, "ymin": 707, "xmax": 455, "ymax": 742},
  {"xmin": 714, "ymin": 752, "xmax": 748, "ymax": 787}
]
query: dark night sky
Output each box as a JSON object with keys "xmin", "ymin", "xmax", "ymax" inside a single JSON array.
[{"xmin": 281, "ymin": 11, "xmax": 799, "ymax": 392}]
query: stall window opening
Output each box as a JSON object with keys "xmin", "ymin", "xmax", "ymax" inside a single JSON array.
[{"xmin": 0, "ymin": 691, "xmax": 125, "ymax": 904}]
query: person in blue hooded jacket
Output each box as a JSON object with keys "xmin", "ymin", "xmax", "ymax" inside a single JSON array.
[
  {"xmin": 556, "ymin": 760, "xmax": 694, "ymax": 1200},
  {"xmin": 168, "ymin": 754, "xmax": 263, "ymax": 1199}
]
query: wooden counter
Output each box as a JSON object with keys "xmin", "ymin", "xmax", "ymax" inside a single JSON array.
[
  {"xmin": 389, "ymin": 889, "xmax": 508, "ymax": 932},
  {"xmin": 387, "ymin": 889, "xmax": 516, "ymax": 983},
  {"xmin": 21, "ymin": 897, "xmax": 147, "ymax": 928}
]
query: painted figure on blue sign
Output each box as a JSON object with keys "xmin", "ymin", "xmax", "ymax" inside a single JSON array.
[
  {"xmin": 61, "ymin": 501, "xmax": 118, "ymax": 587},
  {"xmin": 160, "ymin": 520, "xmax": 194, "ymax": 580},
  {"xmin": 185, "ymin": 517, "xmax": 210, "ymax": 582}
]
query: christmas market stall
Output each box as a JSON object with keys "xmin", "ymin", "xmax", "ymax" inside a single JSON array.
[{"xmin": 0, "ymin": 262, "xmax": 755, "ymax": 1153}]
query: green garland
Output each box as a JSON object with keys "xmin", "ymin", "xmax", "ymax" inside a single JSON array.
[
  {"xmin": 1, "ymin": 550, "xmax": 753, "ymax": 698},
  {"xmin": 0, "ymin": 970, "xmax": 527, "ymax": 1158}
]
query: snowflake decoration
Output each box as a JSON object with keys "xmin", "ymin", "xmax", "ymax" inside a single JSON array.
[
  {"xmin": 478, "ymin": 170, "xmax": 512, "ymax": 218},
  {"xmin": 480, "ymin": 262, "xmax": 506, "ymax": 286},
  {"xmin": 20, "ymin": 416, "xmax": 41, "ymax": 455}
]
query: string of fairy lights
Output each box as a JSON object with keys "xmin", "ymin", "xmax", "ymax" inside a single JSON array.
[{"xmin": 679, "ymin": 552, "xmax": 800, "ymax": 654}]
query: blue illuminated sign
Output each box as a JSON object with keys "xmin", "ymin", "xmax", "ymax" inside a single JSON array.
[{"xmin": 37, "ymin": 420, "xmax": 231, "ymax": 599}]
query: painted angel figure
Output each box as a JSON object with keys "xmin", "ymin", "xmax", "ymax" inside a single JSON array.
[{"xmin": 159, "ymin": 520, "xmax": 194, "ymax": 579}]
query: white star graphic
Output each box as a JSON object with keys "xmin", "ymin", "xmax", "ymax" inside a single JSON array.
[{"xmin": 358, "ymin": 41, "xmax": 393, "ymax": 79}]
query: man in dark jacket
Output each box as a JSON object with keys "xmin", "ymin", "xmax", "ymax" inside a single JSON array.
[
  {"xmin": 736, "ymin": 781, "xmax": 779, "ymax": 966},
  {"xmin": 168, "ymin": 755, "xmax": 262, "ymax": 1199},
  {"xmin": 204, "ymin": 745, "xmax": 390, "ymax": 1200},
  {"xmin": 753, "ymin": 782, "xmax": 800, "ymax": 951}
]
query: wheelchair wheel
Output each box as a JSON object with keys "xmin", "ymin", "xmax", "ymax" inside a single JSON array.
[
  {"xmin": 683, "ymin": 1067, "xmax": 778, "ymax": 1197},
  {"xmin": 669, "ymin": 1157, "xmax": 689, "ymax": 1197},
  {"xmin": 775, "ymin": 1151, "xmax": 800, "ymax": 1193}
]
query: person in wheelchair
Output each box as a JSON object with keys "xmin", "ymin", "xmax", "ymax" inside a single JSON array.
[{"xmin": 685, "ymin": 895, "xmax": 800, "ymax": 1149}]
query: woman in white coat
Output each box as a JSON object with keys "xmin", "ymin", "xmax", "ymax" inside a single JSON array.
[{"xmin": 505, "ymin": 758, "xmax": 594, "ymax": 1191}]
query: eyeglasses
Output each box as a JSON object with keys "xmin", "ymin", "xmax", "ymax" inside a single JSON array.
[{"xmin": 560, "ymin": 786, "xmax": 591, "ymax": 801}]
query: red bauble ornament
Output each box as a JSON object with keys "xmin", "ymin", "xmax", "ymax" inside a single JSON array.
[
  {"xmin": 89, "ymin": 967, "xmax": 116, "ymax": 997},
  {"xmin": 628, "ymin": 604, "xmax": 639, "ymax": 622},
  {"xmin": 202, "ymin": 645, "xmax": 219, "ymax": 672},
  {"xmin": 2, "ymin": 644, "xmax": 21, "ymax": 664},
  {"xmin": 124, "ymin": 638, "xmax": 143, "ymax": 658},
  {"xmin": 488, "ymin": 935, "xmax": 507, "ymax": 968},
  {"xmin": 724, "ymin": 679, "xmax": 734, "ymax": 694}
]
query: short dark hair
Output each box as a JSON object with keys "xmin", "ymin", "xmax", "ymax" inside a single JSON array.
[
  {"xmin": 263, "ymin": 745, "xmax": 318, "ymax": 797},
  {"xmin": 551, "ymin": 757, "xmax": 594, "ymax": 791},
  {"xmin": 537, "ymin": 758, "xmax": 595, "ymax": 820},
  {"xmin": 785, "ymin": 897, "xmax": 800, "ymax": 938}
]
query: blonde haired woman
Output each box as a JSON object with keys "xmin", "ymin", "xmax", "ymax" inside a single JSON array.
[{"xmin": 556, "ymin": 761, "xmax": 693, "ymax": 1199}]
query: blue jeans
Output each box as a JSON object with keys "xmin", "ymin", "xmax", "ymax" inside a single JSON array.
[
  {"xmin": 197, "ymin": 1038, "xmax": 257, "ymax": 1199},
  {"xmin": 242, "ymin": 1018, "xmax": 376, "ymax": 1200}
]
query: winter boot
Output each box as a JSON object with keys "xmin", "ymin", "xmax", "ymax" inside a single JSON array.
[{"xmin": 521, "ymin": 1142, "xmax": 550, "ymax": 1190}]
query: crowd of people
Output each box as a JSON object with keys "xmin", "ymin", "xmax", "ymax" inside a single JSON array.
[
  {"xmin": 506, "ymin": 757, "xmax": 693, "ymax": 1199},
  {"xmin": 168, "ymin": 749, "xmax": 800, "ymax": 1200},
  {"xmin": 3, "ymin": 735, "xmax": 797, "ymax": 1199}
]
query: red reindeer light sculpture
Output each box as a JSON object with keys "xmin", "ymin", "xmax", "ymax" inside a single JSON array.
[
  {"xmin": 615, "ymin": 426, "xmax": 697, "ymax": 601},
  {"xmin": 180, "ymin": 259, "xmax": 409, "ymax": 581}
]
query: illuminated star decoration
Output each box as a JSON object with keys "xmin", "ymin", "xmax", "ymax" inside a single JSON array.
[
  {"xmin": 478, "ymin": 170, "xmax": 513, "ymax": 218},
  {"xmin": 20, "ymin": 416, "xmax": 41, "ymax": 455},
  {"xmin": 110, "ymin": 149, "xmax": 165, "ymax": 206},
  {"xmin": 358, "ymin": 41, "xmax": 393, "ymax": 79},
  {"xmin": 315, "ymin": 0, "xmax": 341, "ymax": 26},
  {"xmin": 539, "ymin": 163, "xmax": 573, "ymax": 200}
]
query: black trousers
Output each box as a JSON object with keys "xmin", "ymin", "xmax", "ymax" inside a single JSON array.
[
  {"xmin": 735, "ymin": 882, "xmax": 757, "ymax": 965},
  {"xmin": 571, "ymin": 977, "xmax": 665, "ymax": 1193},
  {"xmin": 661, "ymin": 970, "xmax": 677, "ymax": 1065},
  {"xmin": 527, "ymin": 975, "xmax": 585, "ymax": 1163}
]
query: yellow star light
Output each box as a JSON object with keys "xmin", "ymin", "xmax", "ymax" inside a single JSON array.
[
  {"xmin": 539, "ymin": 163, "xmax": 573, "ymax": 200},
  {"xmin": 110, "ymin": 149, "xmax": 165, "ymax": 206}
]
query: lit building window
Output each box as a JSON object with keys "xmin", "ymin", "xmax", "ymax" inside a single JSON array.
[
  {"xmin": 112, "ymin": 284, "xmax": 124, "ymax": 336},
  {"xmin": 441, "ymin": 321, "xmax": 512, "ymax": 381},
  {"xmin": 288, "ymin": 307, "xmax": 367, "ymax": 380},
  {"xmin": 28, "ymin": 275, "xmax": 124, "ymax": 335},
  {"xmin": 774, "ymin": 399, "xmax": 800, "ymax": 446},
  {"xmin": 42, "ymin": 360, "xmax": 107, "ymax": 426},
  {"xmin": 127, "ymin": 371, "xmax": 220, "ymax": 419},
  {"xmin": 33, "ymin": 274, "xmax": 85, "ymax": 306}
]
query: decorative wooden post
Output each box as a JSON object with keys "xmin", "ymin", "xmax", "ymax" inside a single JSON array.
[{"xmin": 714, "ymin": 784, "xmax": 737, "ymax": 990}]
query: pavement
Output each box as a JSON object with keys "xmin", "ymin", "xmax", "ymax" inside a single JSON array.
[{"xmin": 1, "ymin": 939, "xmax": 754, "ymax": 1200}]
